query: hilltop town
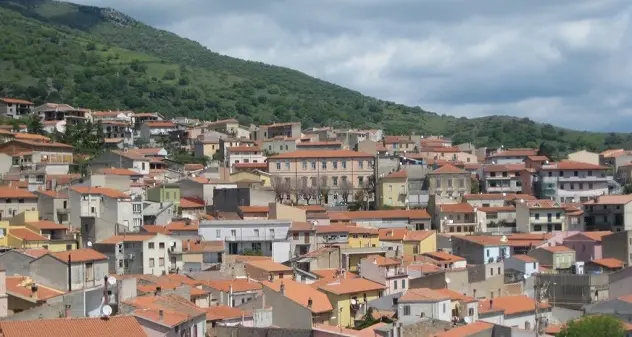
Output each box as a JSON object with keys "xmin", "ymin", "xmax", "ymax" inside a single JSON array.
[{"xmin": 0, "ymin": 99, "xmax": 629, "ymax": 336}]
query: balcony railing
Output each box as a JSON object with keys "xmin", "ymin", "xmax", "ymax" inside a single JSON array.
[{"xmin": 225, "ymin": 235, "xmax": 286, "ymax": 242}]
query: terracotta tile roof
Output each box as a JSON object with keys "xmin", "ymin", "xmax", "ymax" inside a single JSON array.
[
  {"xmin": 434, "ymin": 288, "xmax": 477, "ymax": 303},
  {"xmin": 205, "ymin": 305, "xmax": 252, "ymax": 321},
  {"xmin": 96, "ymin": 168, "xmax": 142, "ymax": 176},
  {"xmin": 296, "ymin": 141, "xmax": 342, "ymax": 147},
  {"xmin": 6, "ymin": 276, "xmax": 65, "ymax": 301},
  {"xmin": 269, "ymin": 150, "xmax": 374, "ymax": 159},
  {"xmin": 522, "ymin": 199, "xmax": 563, "ymax": 209},
  {"xmin": 141, "ymin": 225, "xmax": 171, "ymax": 234},
  {"xmin": 16, "ymin": 248, "xmax": 49, "ymax": 258},
  {"xmin": 296, "ymin": 204, "xmax": 326, "ymax": 212},
  {"xmin": 384, "ymin": 170, "xmax": 407, "ymax": 179},
  {"xmin": 511, "ymin": 254, "xmax": 538, "ymax": 263},
  {"xmin": 97, "ymin": 234, "xmax": 156, "ymax": 245},
  {"xmin": 566, "ymin": 231, "xmax": 613, "ymax": 242},
  {"xmin": 478, "ymin": 206, "xmax": 515, "ymax": 213},
  {"xmin": 263, "ymin": 279, "xmax": 333, "ymax": 313},
  {"xmin": 234, "ymin": 162, "xmax": 268, "ymax": 169},
  {"xmin": 239, "ymin": 205, "xmax": 269, "ymax": 213},
  {"xmin": 585, "ymin": 195, "xmax": 632, "ymax": 205},
  {"xmin": 36, "ymin": 190, "xmax": 68, "ymax": 199},
  {"xmin": 180, "ymin": 197, "xmax": 205, "ymax": 209},
  {"xmin": 429, "ymin": 164, "xmax": 468, "ymax": 174},
  {"xmin": 541, "ymin": 160, "xmax": 607, "ymax": 170},
  {"xmin": 400, "ymin": 288, "xmax": 449, "ymax": 302},
  {"xmin": 70, "ymin": 186, "xmax": 128, "ymax": 199},
  {"xmin": 439, "ymin": 203, "xmax": 475, "ymax": 213},
  {"xmin": 406, "ymin": 263, "xmax": 442, "ymax": 274},
  {"xmin": 0, "ymin": 316, "xmax": 146, "ymax": 337},
  {"xmin": 478, "ymin": 295, "xmax": 550, "ymax": 315},
  {"xmin": 423, "ymin": 251, "xmax": 466, "ymax": 262},
  {"xmin": 227, "ymin": 146, "xmax": 261, "ymax": 152},
  {"xmin": 0, "ymin": 97, "xmax": 33, "ymax": 105},
  {"xmin": 329, "ymin": 209, "xmax": 431, "ymax": 222},
  {"xmin": 432, "ymin": 321, "xmax": 493, "ymax": 337},
  {"xmin": 10, "ymin": 139, "xmax": 73, "ymax": 148},
  {"xmin": 0, "ymin": 187, "xmax": 37, "ymax": 199},
  {"xmin": 384, "ymin": 136, "xmax": 416, "ymax": 144},
  {"xmin": 26, "ymin": 220, "xmax": 68, "ymax": 230},
  {"xmin": 378, "ymin": 228, "xmax": 408, "ymax": 241},
  {"xmin": 589, "ymin": 258, "xmax": 624, "ymax": 269},
  {"xmin": 182, "ymin": 240, "xmax": 224, "ymax": 253},
  {"xmin": 311, "ymin": 269, "xmax": 359, "ymax": 280},
  {"xmin": 527, "ymin": 155, "xmax": 550, "ymax": 161},
  {"xmin": 318, "ymin": 278, "xmax": 385, "ymax": 295},
  {"xmin": 540, "ymin": 245, "xmax": 574, "ymax": 253},
  {"xmin": 316, "ymin": 224, "xmax": 377, "ymax": 235},
  {"xmin": 14, "ymin": 133, "xmax": 51, "ymax": 141},
  {"xmin": 363, "ymin": 255, "xmax": 400, "ymax": 267},
  {"xmin": 488, "ymin": 149, "xmax": 537, "ymax": 158},
  {"xmin": 246, "ymin": 259, "xmax": 292, "ymax": 272},
  {"xmin": 205, "ymin": 278, "xmax": 262, "ymax": 293},
  {"xmin": 50, "ymin": 248, "xmax": 108, "ymax": 263},
  {"xmin": 144, "ymin": 121, "xmax": 176, "ymax": 128},
  {"xmin": 9, "ymin": 228, "xmax": 48, "ymax": 241},
  {"xmin": 508, "ymin": 233, "xmax": 553, "ymax": 240},
  {"xmin": 403, "ymin": 230, "xmax": 435, "ymax": 242},
  {"xmin": 166, "ymin": 220, "xmax": 199, "ymax": 231},
  {"xmin": 290, "ymin": 221, "xmax": 314, "ymax": 231}
]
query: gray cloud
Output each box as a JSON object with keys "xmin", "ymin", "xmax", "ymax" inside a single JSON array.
[{"xmin": 74, "ymin": 0, "xmax": 632, "ymax": 131}]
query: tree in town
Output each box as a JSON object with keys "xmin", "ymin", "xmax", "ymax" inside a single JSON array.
[
  {"xmin": 271, "ymin": 176, "xmax": 290, "ymax": 202},
  {"xmin": 23, "ymin": 115, "xmax": 44, "ymax": 135},
  {"xmin": 299, "ymin": 184, "xmax": 317, "ymax": 205},
  {"xmin": 557, "ymin": 315, "xmax": 625, "ymax": 337},
  {"xmin": 317, "ymin": 178, "xmax": 330, "ymax": 205},
  {"xmin": 340, "ymin": 178, "xmax": 353, "ymax": 203},
  {"xmin": 471, "ymin": 177, "xmax": 481, "ymax": 194}
]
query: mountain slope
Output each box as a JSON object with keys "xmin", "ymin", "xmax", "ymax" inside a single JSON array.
[{"xmin": 0, "ymin": 0, "xmax": 629, "ymax": 154}]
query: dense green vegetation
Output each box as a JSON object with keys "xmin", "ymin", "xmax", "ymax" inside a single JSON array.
[
  {"xmin": 0, "ymin": 0, "xmax": 631, "ymax": 155},
  {"xmin": 557, "ymin": 316, "xmax": 625, "ymax": 337}
]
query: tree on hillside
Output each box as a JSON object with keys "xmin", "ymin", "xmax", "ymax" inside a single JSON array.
[
  {"xmin": 52, "ymin": 121, "xmax": 104, "ymax": 156},
  {"xmin": 538, "ymin": 142, "xmax": 558, "ymax": 161},
  {"xmin": 557, "ymin": 316, "xmax": 625, "ymax": 337},
  {"xmin": 471, "ymin": 177, "xmax": 481, "ymax": 194},
  {"xmin": 23, "ymin": 115, "xmax": 44, "ymax": 135}
]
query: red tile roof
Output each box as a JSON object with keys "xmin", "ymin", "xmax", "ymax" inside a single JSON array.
[
  {"xmin": 363, "ymin": 255, "xmax": 400, "ymax": 267},
  {"xmin": 423, "ymin": 251, "xmax": 466, "ymax": 262},
  {"xmin": 263, "ymin": 279, "xmax": 333, "ymax": 313},
  {"xmin": 141, "ymin": 225, "xmax": 171, "ymax": 234},
  {"xmin": 239, "ymin": 205, "xmax": 269, "ymax": 213},
  {"xmin": 400, "ymin": 288, "xmax": 449, "ymax": 302},
  {"xmin": 478, "ymin": 295, "xmax": 550, "ymax": 315},
  {"xmin": 488, "ymin": 149, "xmax": 537, "ymax": 158},
  {"xmin": 70, "ymin": 186, "xmax": 128, "ymax": 199},
  {"xmin": 227, "ymin": 146, "xmax": 261, "ymax": 153},
  {"xmin": 180, "ymin": 197, "xmax": 205, "ymax": 209},
  {"xmin": 429, "ymin": 164, "xmax": 468, "ymax": 174},
  {"xmin": 328, "ymin": 209, "xmax": 431, "ymax": 221},
  {"xmin": 245, "ymin": 260, "xmax": 292, "ymax": 272},
  {"xmin": 97, "ymin": 234, "xmax": 156, "ymax": 245},
  {"xmin": 540, "ymin": 245, "xmax": 574, "ymax": 253},
  {"xmin": 50, "ymin": 248, "xmax": 108, "ymax": 263},
  {"xmin": 0, "ymin": 98, "xmax": 34, "ymax": 105},
  {"xmin": 432, "ymin": 321, "xmax": 493, "ymax": 337},
  {"xmin": 166, "ymin": 220, "xmax": 199, "ymax": 231},
  {"xmin": 9, "ymin": 228, "xmax": 48, "ymax": 241},
  {"xmin": 318, "ymin": 278, "xmax": 385, "ymax": 295},
  {"xmin": 511, "ymin": 254, "xmax": 538, "ymax": 263},
  {"xmin": 144, "ymin": 121, "xmax": 176, "ymax": 128},
  {"xmin": 234, "ymin": 162, "xmax": 268, "ymax": 169},
  {"xmin": 0, "ymin": 316, "xmax": 146, "ymax": 337},
  {"xmin": 205, "ymin": 305, "xmax": 252, "ymax": 321},
  {"xmin": 589, "ymin": 258, "xmax": 624, "ymax": 269},
  {"xmin": 26, "ymin": 220, "xmax": 68, "ymax": 230},
  {"xmin": 439, "ymin": 203, "xmax": 475, "ymax": 213},
  {"xmin": 0, "ymin": 187, "xmax": 37, "ymax": 199},
  {"xmin": 483, "ymin": 163, "xmax": 525, "ymax": 172},
  {"xmin": 6, "ymin": 276, "xmax": 65, "ymax": 301},
  {"xmin": 541, "ymin": 160, "xmax": 607, "ymax": 170},
  {"xmin": 384, "ymin": 170, "xmax": 407, "ymax": 179},
  {"xmin": 270, "ymin": 150, "xmax": 374, "ymax": 159},
  {"xmin": 205, "ymin": 278, "xmax": 262, "ymax": 293}
]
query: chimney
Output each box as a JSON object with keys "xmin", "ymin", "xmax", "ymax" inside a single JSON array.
[
  {"xmin": 65, "ymin": 304, "xmax": 71, "ymax": 318},
  {"xmin": 489, "ymin": 299, "xmax": 493, "ymax": 309},
  {"xmin": 158, "ymin": 309, "xmax": 164, "ymax": 321},
  {"xmin": 155, "ymin": 286, "xmax": 162, "ymax": 296},
  {"xmin": 280, "ymin": 281, "xmax": 285, "ymax": 295},
  {"xmin": 307, "ymin": 297, "xmax": 313, "ymax": 309},
  {"xmin": 68, "ymin": 254, "xmax": 72, "ymax": 292},
  {"xmin": 31, "ymin": 283, "xmax": 38, "ymax": 298}
]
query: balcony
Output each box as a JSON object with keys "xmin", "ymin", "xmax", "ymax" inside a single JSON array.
[
  {"xmin": 57, "ymin": 207, "xmax": 70, "ymax": 214},
  {"xmin": 556, "ymin": 189, "xmax": 607, "ymax": 198},
  {"xmin": 542, "ymin": 175, "xmax": 607, "ymax": 183},
  {"xmin": 225, "ymin": 235, "xmax": 286, "ymax": 242}
]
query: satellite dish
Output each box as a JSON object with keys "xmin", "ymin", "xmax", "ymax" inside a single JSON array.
[
  {"xmin": 520, "ymin": 199, "xmax": 524, "ymax": 203},
  {"xmin": 502, "ymin": 193, "xmax": 507, "ymax": 197},
  {"xmin": 107, "ymin": 276, "xmax": 117, "ymax": 286},
  {"xmin": 87, "ymin": 241, "xmax": 93, "ymax": 247},
  {"xmin": 102, "ymin": 305, "xmax": 113, "ymax": 316},
  {"xmin": 445, "ymin": 277, "xmax": 451, "ymax": 284},
  {"xmin": 312, "ymin": 220, "xmax": 319, "ymax": 226},
  {"xmin": 464, "ymin": 317, "xmax": 472, "ymax": 324},
  {"xmin": 350, "ymin": 299, "xmax": 357, "ymax": 305}
]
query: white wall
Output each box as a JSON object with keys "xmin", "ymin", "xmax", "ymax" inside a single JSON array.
[{"xmin": 398, "ymin": 299, "xmax": 451, "ymax": 322}]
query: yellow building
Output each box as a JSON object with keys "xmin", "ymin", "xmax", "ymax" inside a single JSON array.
[
  {"xmin": 6, "ymin": 210, "xmax": 76, "ymax": 252},
  {"xmin": 230, "ymin": 170, "xmax": 271, "ymax": 187},
  {"xmin": 317, "ymin": 278, "xmax": 385, "ymax": 328},
  {"xmin": 347, "ymin": 226, "xmax": 379, "ymax": 249},
  {"xmin": 402, "ymin": 230, "xmax": 437, "ymax": 255},
  {"xmin": 379, "ymin": 170, "xmax": 407, "ymax": 207}
]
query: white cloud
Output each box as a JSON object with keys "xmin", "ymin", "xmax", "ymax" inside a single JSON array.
[{"xmin": 74, "ymin": 0, "xmax": 632, "ymax": 131}]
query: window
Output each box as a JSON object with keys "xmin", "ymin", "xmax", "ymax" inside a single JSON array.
[
  {"xmin": 311, "ymin": 161, "xmax": 316, "ymax": 169},
  {"xmin": 293, "ymin": 233, "xmax": 299, "ymax": 240},
  {"xmin": 231, "ymin": 230, "xmax": 236, "ymax": 237},
  {"xmin": 443, "ymin": 303, "xmax": 446, "ymax": 313},
  {"xmin": 468, "ymin": 308, "xmax": 474, "ymax": 316},
  {"xmin": 388, "ymin": 185, "xmax": 392, "ymax": 192},
  {"xmin": 285, "ymin": 161, "xmax": 290, "ymax": 170},
  {"xmin": 574, "ymin": 171, "xmax": 578, "ymax": 177},
  {"xmin": 85, "ymin": 262, "xmax": 94, "ymax": 281},
  {"xmin": 394, "ymin": 280, "xmax": 398, "ymax": 290},
  {"xmin": 149, "ymin": 258, "xmax": 155, "ymax": 268},
  {"xmin": 403, "ymin": 305, "xmax": 411, "ymax": 315},
  {"xmin": 302, "ymin": 161, "xmax": 307, "ymax": 170},
  {"xmin": 556, "ymin": 213, "xmax": 561, "ymax": 219},
  {"xmin": 486, "ymin": 249, "xmax": 490, "ymax": 257},
  {"xmin": 149, "ymin": 242, "xmax": 155, "ymax": 249},
  {"xmin": 589, "ymin": 183, "xmax": 593, "ymax": 189},
  {"xmin": 159, "ymin": 257, "xmax": 164, "ymax": 267},
  {"xmin": 490, "ymin": 268, "xmax": 494, "ymax": 276},
  {"xmin": 216, "ymin": 230, "xmax": 221, "ymax": 238},
  {"xmin": 133, "ymin": 204, "xmax": 142, "ymax": 214},
  {"xmin": 498, "ymin": 267, "xmax": 501, "ymax": 274},
  {"xmin": 588, "ymin": 170, "xmax": 593, "ymax": 176},
  {"xmin": 142, "ymin": 162, "xmax": 146, "ymax": 170},
  {"xmin": 333, "ymin": 161, "xmax": 338, "ymax": 169},
  {"xmin": 254, "ymin": 229, "xmax": 260, "ymax": 237},
  {"xmin": 535, "ymin": 213, "xmax": 540, "ymax": 220},
  {"xmin": 358, "ymin": 161, "xmax": 364, "ymax": 169},
  {"xmin": 342, "ymin": 161, "xmax": 347, "ymax": 169},
  {"xmin": 333, "ymin": 177, "xmax": 338, "ymax": 186},
  {"xmin": 66, "ymin": 244, "xmax": 72, "ymax": 250},
  {"xmin": 159, "ymin": 242, "xmax": 165, "ymax": 249},
  {"xmin": 579, "ymin": 183, "xmax": 583, "ymax": 189},
  {"xmin": 525, "ymin": 322, "xmax": 531, "ymax": 330},
  {"xmin": 276, "ymin": 163, "xmax": 281, "ymax": 170},
  {"xmin": 402, "ymin": 279, "xmax": 406, "ymax": 288},
  {"xmin": 358, "ymin": 176, "xmax": 364, "ymax": 186},
  {"xmin": 322, "ymin": 161, "xmax": 327, "ymax": 169},
  {"xmin": 166, "ymin": 191, "xmax": 171, "ymax": 199},
  {"xmin": 270, "ymin": 229, "xmax": 275, "ymax": 237}
]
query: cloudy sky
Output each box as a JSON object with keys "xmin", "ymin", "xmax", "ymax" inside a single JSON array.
[{"xmin": 73, "ymin": 0, "xmax": 632, "ymax": 131}]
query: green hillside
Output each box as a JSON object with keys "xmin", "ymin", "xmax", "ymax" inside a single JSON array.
[{"xmin": 0, "ymin": 0, "xmax": 629, "ymax": 155}]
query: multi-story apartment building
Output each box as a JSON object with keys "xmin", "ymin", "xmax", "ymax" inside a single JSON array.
[
  {"xmin": 69, "ymin": 186, "xmax": 140, "ymax": 247},
  {"xmin": 295, "ymin": 141, "xmax": 343, "ymax": 151},
  {"xmin": 379, "ymin": 170, "xmax": 407, "ymax": 208},
  {"xmin": 437, "ymin": 203, "xmax": 486, "ymax": 234},
  {"xmin": 486, "ymin": 148, "xmax": 538, "ymax": 164},
  {"xmin": 359, "ymin": 255, "xmax": 408, "ymax": 295},
  {"xmin": 140, "ymin": 121, "xmax": 178, "ymax": 143},
  {"xmin": 0, "ymin": 139, "xmax": 74, "ymax": 174},
  {"xmin": 226, "ymin": 146, "xmax": 266, "ymax": 171},
  {"xmin": 383, "ymin": 136, "xmax": 416, "ymax": 153},
  {"xmin": 89, "ymin": 150, "xmax": 151, "ymax": 175},
  {"xmin": 516, "ymin": 199, "xmax": 566, "ymax": 233},
  {"xmin": 262, "ymin": 136, "xmax": 298, "ymax": 154},
  {"xmin": 99, "ymin": 120, "xmax": 134, "ymax": 146},
  {"xmin": 0, "ymin": 187, "xmax": 38, "ymax": 220},
  {"xmin": 536, "ymin": 161, "xmax": 609, "ymax": 203},
  {"xmin": 133, "ymin": 112, "xmax": 163, "ymax": 129},
  {"xmin": 252, "ymin": 122, "xmax": 301, "ymax": 141},
  {"xmin": 426, "ymin": 164, "xmax": 471, "ymax": 198},
  {"xmin": 583, "ymin": 195, "xmax": 632, "ymax": 232},
  {"xmin": 36, "ymin": 190, "xmax": 70, "ymax": 225},
  {"xmin": 34, "ymin": 103, "xmax": 88, "ymax": 127},
  {"xmin": 451, "ymin": 235, "xmax": 511, "ymax": 265},
  {"xmin": 419, "ymin": 147, "xmax": 478, "ymax": 163},
  {"xmin": 267, "ymin": 150, "xmax": 374, "ymax": 204},
  {"xmin": 0, "ymin": 98, "xmax": 34, "ymax": 118},
  {"xmin": 602, "ymin": 230, "xmax": 632, "ymax": 266},
  {"xmin": 482, "ymin": 164, "xmax": 524, "ymax": 193},
  {"xmin": 198, "ymin": 219, "xmax": 291, "ymax": 262}
]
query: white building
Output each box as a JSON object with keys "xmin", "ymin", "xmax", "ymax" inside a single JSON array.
[
  {"xmin": 89, "ymin": 150, "xmax": 151, "ymax": 175},
  {"xmin": 140, "ymin": 120, "xmax": 178, "ymax": 143},
  {"xmin": 199, "ymin": 219, "xmax": 291, "ymax": 262},
  {"xmin": 537, "ymin": 160, "xmax": 609, "ymax": 203},
  {"xmin": 478, "ymin": 295, "xmax": 551, "ymax": 331},
  {"xmin": 226, "ymin": 146, "xmax": 267, "ymax": 172},
  {"xmin": 359, "ymin": 255, "xmax": 408, "ymax": 295},
  {"xmin": 69, "ymin": 186, "xmax": 141, "ymax": 246},
  {"xmin": 397, "ymin": 288, "xmax": 452, "ymax": 322},
  {"xmin": 504, "ymin": 254, "xmax": 539, "ymax": 279},
  {"xmin": 515, "ymin": 199, "xmax": 566, "ymax": 233}
]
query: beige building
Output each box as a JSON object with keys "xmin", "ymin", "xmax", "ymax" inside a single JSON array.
[
  {"xmin": 379, "ymin": 170, "xmax": 407, "ymax": 208},
  {"xmin": 437, "ymin": 203, "xmax": 486, "ymax": 234},
  {"xmin": 516, "ymin": 199, "xmax": 566, "ymax": 233},
  {"xmin": 419, "ymin": 147, "xmax": 478, "ymax": 163},
  {"xmin": 602, "ymin": 230, "xmax": 632, "ymax": 266},
  {"xmin": 528, "ymin": 246, "xmax": 576, "ymax": 271},
  {"xmin": 383, "ymin": 136, "xmax": 416, "ymax": 153},
  {"xmin": 0, "ymin": 187, "xmax": 38, "ymax": 220},
  {"xmin": 567, "ymin": 150, "xmax": 599, "ymax": 166},
  {"xmin": 583, "ymin": 195, "xmax": 632, "ymax": 232},
  {"xmin": 482, "ymin": 163, "xmax": 524, "ymax": 193},
  {"xmin": 267, "ymin": 150, "xmax": 374, "ymax": 203},
  {"xmin": 252, "ymin": 122, "xmax": 301, "ymax": 141},
  {"xmin": 426, "ymin": 164, "xmax": 471, "ymax": 198},
  {"xmin": 0, "ymin": 98, "xmax": 34, "ymax": 119}
]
